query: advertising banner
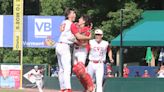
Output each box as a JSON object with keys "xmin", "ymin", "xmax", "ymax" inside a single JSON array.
[
  {"xmin": 0, "ymin": 65, "xmax": 21, "ymax": 88},
  {"xmin": 0, "ymin": 15, "xmax": 3, "ymax": 47},
  {"xmin": 1, "ymin": 15, "xmax": 64, "ymax": 48}
]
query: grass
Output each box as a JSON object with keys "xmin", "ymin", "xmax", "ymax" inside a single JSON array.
[
  {"xmin": 0, "ymin": 88, "xmax": 58, "ymax": 92},
  {"xmin": 0, "ymin": 89, "xmax": 23, "ymax": 92}
]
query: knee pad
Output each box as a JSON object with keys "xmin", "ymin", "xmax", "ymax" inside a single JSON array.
[{"xmin": 73, "ymin": 62, "xmax": 86, "ymax": 78}]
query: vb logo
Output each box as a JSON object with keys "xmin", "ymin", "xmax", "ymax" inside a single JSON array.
[{"xmin": 34, "ymin": 18, "xmax": 52, "ymax": 38}]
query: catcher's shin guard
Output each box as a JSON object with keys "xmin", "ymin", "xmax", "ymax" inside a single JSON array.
[
  {"xmin": 73, "ymin": 62, "xmax": 86, "ymax": 78},
  {"xmin": 81, "ymin": 73, "xmax": 94, "ymax": 92},
  {"xmin": 73, "ymin": 62, "xmax": 94, "ymax": 92}
]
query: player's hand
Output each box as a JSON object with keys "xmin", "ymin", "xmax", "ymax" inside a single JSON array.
[
  {"xmin": 88, "ymin": 34, "xmax": 92, "ymax": 39},
  {"xmin": 110, "ymin": 59, "xmax": 114, "ymax": 63},
  {"xmin": 44, "ymin": 38, "xmax": 55, "ymax": 46},
  {"xmin": 60, "ymin": 23, "xmax": 66, "ymax": 32},
  {"xmin": 90, "ymin": 23, "xmax": 93, "ymax": 29}
]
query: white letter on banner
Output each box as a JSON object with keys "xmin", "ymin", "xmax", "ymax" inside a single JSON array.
[
  {"xmin": 0, "ymin": 15, "xmax": 3, "ymax": 47},
  {"xmin": 34, "ymin": 18, "xmax": 52, "ymax": 38}
]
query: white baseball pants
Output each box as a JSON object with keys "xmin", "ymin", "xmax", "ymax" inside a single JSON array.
[
  {"xmin": 87, "ymin": 61, "xmax": 104, "ymax": 92},
  {"xmin": 56, "ymin": 43, "xmax": 71, "ymax": 90}
]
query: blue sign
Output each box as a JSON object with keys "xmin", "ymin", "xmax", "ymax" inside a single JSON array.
[{"xmin": 1, "ymin": 15, "xmax": 64, "ymax": 48}]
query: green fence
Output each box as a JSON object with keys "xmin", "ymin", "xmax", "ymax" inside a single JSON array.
[
  {"xmin": 44, "ymin": 76, "xmax": 84, "ymax": 91},
  {"xmin": 44, "ymin": 77, "xmax": 164, "ymax": 92},
  {"xmin": 103, "ymin": 78, "xmax": 164, "ymax": 92}
]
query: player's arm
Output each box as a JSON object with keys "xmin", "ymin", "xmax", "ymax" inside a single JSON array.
[
  {"xmin": 40, "ymin": 68, "xmax": 46, "ymax": 74},
  {"xmin": 107, "ymin": 45, "xmax": 114, "ymax": 63},
  {"xmin": 71, "ymin": 23, "xmax": 91, "ymax": 40},
  {"xmin": 75, "ymin": 33, "xmax": 91, "ymax": 40},
  {"xmin": 28, "ymin": 73, "xmax": 33, "ymax": 78},
  {"xmin": 60, "ymin": 23, "xmax": 66, "ymax": 32}
]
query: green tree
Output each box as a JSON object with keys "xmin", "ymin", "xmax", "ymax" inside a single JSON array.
[
  {"xmin": 0, "ymin": 0, "xmax": 163, "ymax": 65},
  {"xmin": 2, "ymin": 48, "xmax": 19, "ymax": 63},
  {"xmin": 23, "ymin": 48, "xmax": 56, "ymax": 64},
  {"xmin": 0, "ymin": 0, "xmax": 13, "ymax": 14},
  {"xmin": 101, "ymin": 2, "xmax": 143, "ymax": 41},
  {"xmin": 24, "ymin": 0, "xmax": 40, "ymax": 15},
  {"xmin": 40, "ymin": 0, "xmax": 70, "ymax": 15},
  {"xmin": 71, "ymin": 0, "xmax": 122, "ymax": 26}
]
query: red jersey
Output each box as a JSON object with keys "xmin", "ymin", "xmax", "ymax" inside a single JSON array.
[
  {"xmin": 71, "ymin": 23, "xmax": 91, "ymax": 38},
  {"xmin": 71, "ymin": 23, "xmax": 91, "ymax": 51},
  {"xmin": 123, "ymin": 67, "xmax": 130, "ymax": 78},
  {"xmin": 107, "ymin": 64, "xmax": 112, "ymax": 73},
  {"xmin": 142, "ymin": 73, "xmax": 150, "ymax": 78}
]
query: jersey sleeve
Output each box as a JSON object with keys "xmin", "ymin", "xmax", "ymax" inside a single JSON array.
[
  {"xmin": 60, "ymin": 21, "xmax": 66, "ymax": 32},
  {"xmin": 85, "ymin": 31, "xmax": 90, "ymax": 36},
  {"xmin": 81, "ymin": 27, "xmax": 91, "ymax": 36},
  {"xmin": 60, "ymin": 21, "xmax": 66, "ymax": 26},
  {"xmin": 71, "ymin": 23, "xmax": 78, "ymax": 35},
  {"xmin": 107, "ymin": 43, "xmax": 111, "ymax": 52},
  {"xmin": 86, "ymin": 42, "xmax": 90, "ymax": 53}
]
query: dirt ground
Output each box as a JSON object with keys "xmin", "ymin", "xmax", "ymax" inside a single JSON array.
[{"xmin": 0, "ymin": 88, "xmax": 81, "ymax": 92}]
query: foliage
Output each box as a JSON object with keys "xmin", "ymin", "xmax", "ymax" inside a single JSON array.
[
  {"xmin": 101, "ymin": 2, "xmax": 143, "ymax": 41},
  {"xmin": 0, "ymin": 0, "xmax": 163, "ymax": 65},
  {"xmin": 0, "ymin": 0, "xmax": 13, "ymax": 14}
]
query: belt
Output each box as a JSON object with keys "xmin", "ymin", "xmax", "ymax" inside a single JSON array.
[
  {"xmin": 58, "ymin": 42, "xmax": 71, "ymax": 45},
  {"xmin": 90, "ymin": 60, "xmax": 104, "ymax": 64},
  {"xmin": 75, "ymin": 46, "xmax": 79, "ymax": 49},
  {"xmin": 36, "ymin": 79, "xmax": 42, "ymax": 80}
]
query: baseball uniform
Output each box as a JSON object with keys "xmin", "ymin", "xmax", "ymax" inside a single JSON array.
[
  {"xmin": 87, "ymin": 39, "xmax": 110, "ymax": 92},
  {"xmin": 56, "ymin": 19, "xmax": 76, "ymax": 90},
  {"xmin": 71, "ymin": 23, "xmax": 94, "ymax": 92},
  {"xmin": 30, "ymin": 69, "xmax": 43, "ymax": 92},
  {"xmin": 71, "ymin": 23, "xmax": 91, "ymax": 64}
]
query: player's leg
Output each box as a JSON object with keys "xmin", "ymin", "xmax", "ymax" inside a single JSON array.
[
  {"xmin": 36, "ymin": 80, "xmax": 43, "ymax": 92},
  {"xmin": 95, "ymin": 63, "xmax": 104, "ymax": 92},
  {"xmin": 72, "ymin": 47, "xmax": 85, "ymax": 78},
  {"xmin": 73, "ymin": 60, "xmax": 94, "ymax": 91},
  {"xmin": 72, "ymin": 47, "xmax": 94, "ymax": 91},
  {"xmin": 60, "ymin": 44, "xmax": 72, "ymax": 90},
  {"xmin": 76, "ymin": 47, "xmax": 88, "ymax": 64},
  {"xmin": 87, "ymin": 62, "xmax": 95, "ymax": 81},
  {"xmin": 87, "ymin": 62, "xmax": 96, "ymax": 92},
  {"xmin": 56, "ymin": 43, "xmax": 66, "ymax": 90},
  {"xmin": 72, "ymin": 47, "xmax": 87, "ymax": 78},
  {"xmin": 72, "ymin": 47, "xmax": 85, "ymax": 87}
]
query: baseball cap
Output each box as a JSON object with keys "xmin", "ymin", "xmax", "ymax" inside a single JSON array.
[
  {"xmin": 34, "ymin": 65, "xmax": 38, "ymax": 69},
  {"xmin": 94, "ymin": 29, "xmax": 103, "ymax": 35}
]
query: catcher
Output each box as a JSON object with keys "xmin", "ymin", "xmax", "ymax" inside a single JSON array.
[{"xmin": 71, "ymin": 14, "xmax": 94, "ymax": 92}]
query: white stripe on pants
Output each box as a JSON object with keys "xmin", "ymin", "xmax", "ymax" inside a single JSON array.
[
  {"xmin": 56, "ymin": 43, "xmax": 71, "ymax": 90},
  {"xmin": 87, "ymin": 61, "xmax": 104, "ymax": 92}
]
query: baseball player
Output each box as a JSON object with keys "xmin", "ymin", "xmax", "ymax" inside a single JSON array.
[
  {"xmin": 71, "ymin": 15, "xmax": 94, "ymax": 92},
  {"xmin": 123, "ymin": 64, "xmax": 130, "ymax": 78},
  {"xmin": 28, "ymin": 66, "xmax": 44, "ymax": 92},
  {"xmin": 56, "ymin": 8, "xmax": 91, "ymax": 92},
  {"xmin": 87, "ymin": 29, "xmax": 114, "ymax": 92}
]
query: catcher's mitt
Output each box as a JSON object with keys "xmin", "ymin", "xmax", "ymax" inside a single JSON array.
[{"xmin": 44, "ymin": 38, "xmax": 55, "ymax": 47}]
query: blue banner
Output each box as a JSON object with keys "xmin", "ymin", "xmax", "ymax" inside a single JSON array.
[{"xmin": 1, "ymin": 15, "xmax": 64, "ymax": 48}]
